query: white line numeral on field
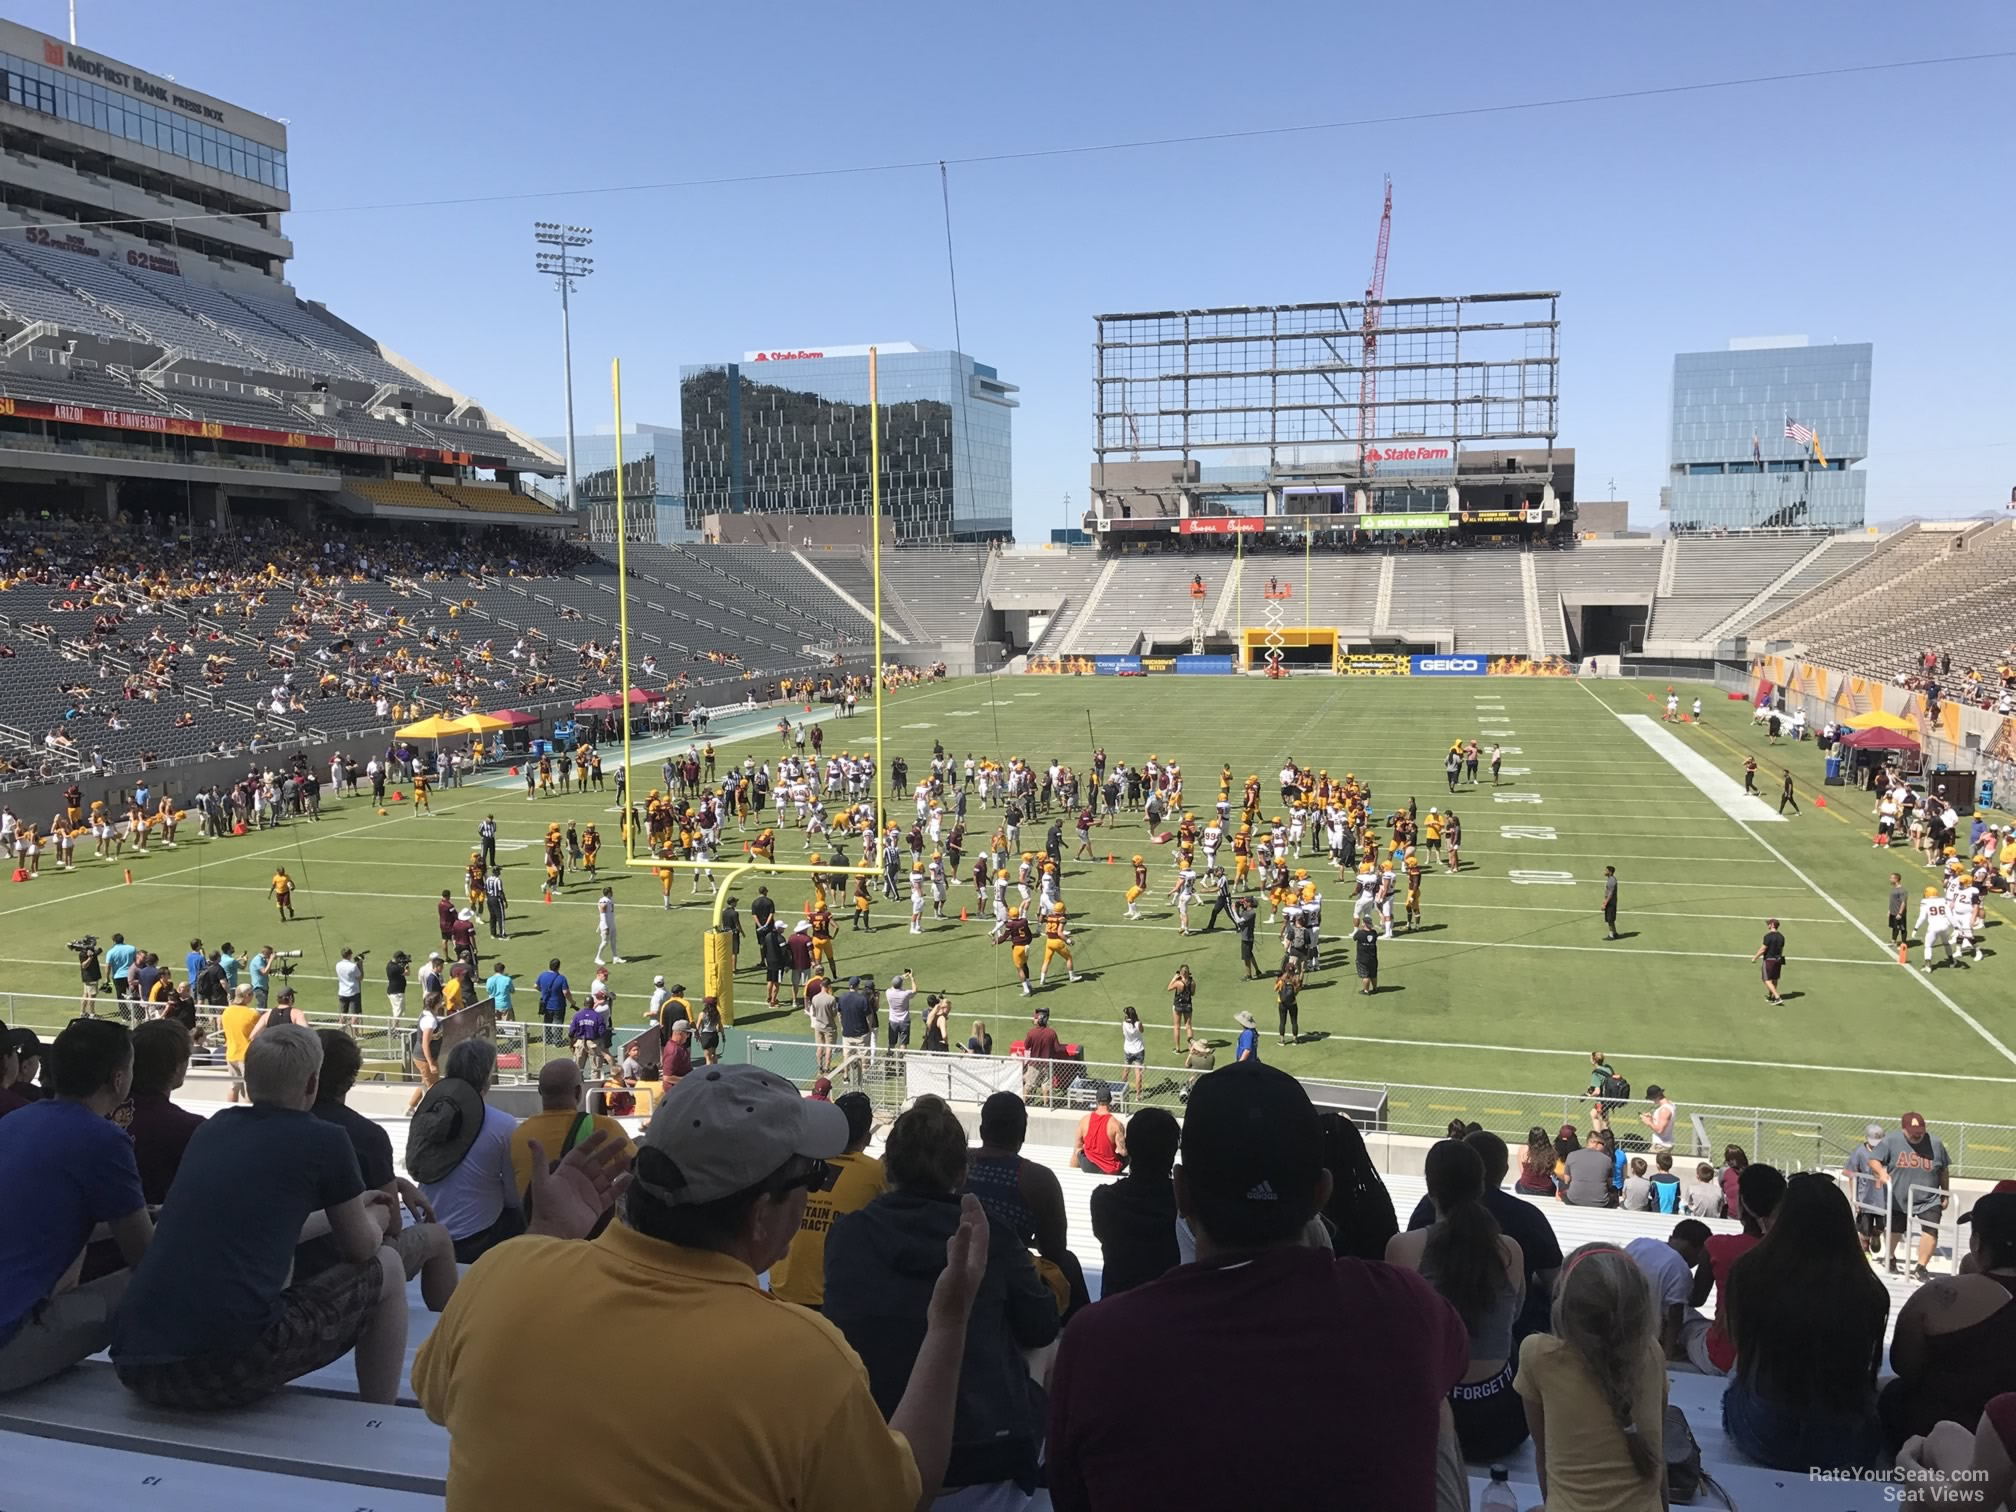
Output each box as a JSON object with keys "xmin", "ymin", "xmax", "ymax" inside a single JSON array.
[
  {"xmin": 1494, "ymin": 792, "xmax": 1544, "ymax": 804},
  {"xmin": 1499, "ymin": 766, "xmax": 1531, "ymax": 777},
  {"xmin": 1508, "ymin": 869, "xmax": 1577, "ymax": 886},
  {"xmin": 1494, "ymin": 746, "xmax": 1523, "ymax": 755},
  {"xmin": 1482, "ymin": 728, "xmax": 1515, "ymax": 737},
  {"xmin": 1499, "ymin": 826, "xmax": 1557, "ymax": 840}
]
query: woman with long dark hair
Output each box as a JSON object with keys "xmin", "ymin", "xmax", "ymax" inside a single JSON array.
[
  {"xmin": 1387, "ymin": 1139, "xmax": 1527, "ymax": 1460},
  {"xmin": 1317, "ymin": 1112, "xmax": 1397, "ymax": 1261},
  {"xmin": 1515, "ymin": 1125, "xmax": 1558, "ymax": 1197},
  {"xmin": 1722, "ymin": 1172, "xmax": 1889, "ymax": 1471}
]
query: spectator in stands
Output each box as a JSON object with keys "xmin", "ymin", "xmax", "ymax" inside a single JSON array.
[
  {"xmin": 826, "ymin": 1095, "xmax": 1057, "ymax": 1500},
  {"xmin": 1646, "ymin": 1151, "xmax": 1683, "ymax": 1213},
  {"xmin": 407, "ymin": 1038, "xmax": 522, "ymax": 1264},
  {"xmin": 1892, "ymin": 1392, "xmax": 2016, "ymax": 1510},
  {"xmin": 508, "ymin": 1059, "xmax": 635, "ymax": 1209},
  {"xmin": 1387, "ymin": 1138, "xmax": 1528, "ymax": 1460},
  {"xmin": 1405, "ymin": 1128, "xmax": 1560, "ymax": 1342},
  {"xmin": 1514, "ymin": 1125, "xmax": 1558, "ymax": 1197},
  {"xmin": 1719, "ymin": 1143, "xmax": 1749, "ymax": 1220},
  {"xmin": 1071, "ymin": 1083, "xmax": 1127, "ymax": 1175},
  {"xmin": 969, "ymin": 1091, "xmax": 1089, "ymax": 1316},
  {"xmin": 109, "ymin": 1024, "xmax": 408, "ymax": 1408},
  {"xmin": 1684, "ymin": 1160, "xmax": 1725, "ymax": 1217},
  {"xmin": 1880, "ymin": 1190, "xmax": 2016, "ymax": 1451},
  {"xmin": 303, "ymin": 1031, "xmax": 458, "ymax": 1315},
  {"xmin": 1088, "ymin": 1106, "xmax": 1181, "ymax": 1297},
  {"xmin": 1623, "ymin": 1220, "xmax": 1711, "ymax": 1361},
  {"xmin": 1620, "ymin": 1156, "xmax": 1652, "ymax": 1211},
  {"xmin": 0, "ymin": 1020, "xmax": 151, "ymax": 1392},
  {"xmin": 124, "ymin": 1019, "xmax": 202, "ymax": 1206},
  {"xmin": 0, "ymin": 1020, "xmax": 27, "ymax": 1121},
  {"xmin": 415, "ymin": 1063, "xmax": 989, "ymax": 1509},
  {"xmin": 1047, "ymin": 1061, "xmax": 1468, "ymax": 1510},
  {"xmin": 1318, "ymin": 1111, "xmax": 1400, "ymax": 1262},
  {"xmin": 1560, "ymin": 1128, "xmax": 1616, "ymax": 1208},
  {"xmin": 1721, "ymin": 1173, "xmax": 1888, "ymax": 1471},
  {"xmin": 1871, "ymin": 1110, "xmax": 1953, "ymax": 1282},
  {"xmin": 1688, "ymin": 1161, "xmax": 1786, "ymax": 1375},
  {"xmin": 770, "ymin": 1092, "xmax": 882, "ymax": 1312},
  {"xmin": 7, "ymin": 1031, "xmax": 45, "ymax": 1101},
  {"xmin": 1514, "ymin": 1243, "xmax": 1666, "ymax": 1512}
]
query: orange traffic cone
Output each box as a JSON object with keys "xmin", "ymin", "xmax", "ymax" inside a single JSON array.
[
  {"xmin": 959, "ymin": 907, "xmax": 969, "ymax": 921},
  {"xmin": 392, "ymin": 790, "xmax": 404, "ymax": 802},
  {"xmin": 123, "ymin": 868, "xmax": 133, "ymax": 886},
  {"xmin": 1815, "ymin": 796, "xmax": 1826, "ymax": 808},
  {"xmin": 1897, "ymin": 942, "xmax": 1909, "ymax": 965},
  {"xmin": 543, "ymin": 887, "xmax": 553, "ymax": 905}
]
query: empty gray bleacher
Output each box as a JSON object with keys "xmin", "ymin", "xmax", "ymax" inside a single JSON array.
[
  {"xmin": 1758, "ymin": 521, "xmax": 2016, "ymax": 678},
  {"xmin": 1729, "ymin": 535, "xmax": 1877, "ymax": 635},
  {"xmin": 1068, "ymin": 557, "xmax": 1233, "ymax": 654},
  {"xmin": 874, "ymin": 547, "xmax": 986, "ymax": 643},
  {"xmin": 1649, "ymin": 593, "xmax": 1754, "ymax": 640},
  {"xmin": 1666, "ymin": 535, "xmax": 1815, "ymax": 596},
  {"xmin": 7, "ymin": 240, "xmax": 252, "ymax": 367},
  {"xmin": 0, "ymin": 244, "xmax": 130, "ymax": 340},
  {"xmin": 985, "ymin": 551, "xmax": 1107, "ymax": 648},
  {"xmin": 1294, "ymin": 556, "xmax": 1383, "ymax": 629}
]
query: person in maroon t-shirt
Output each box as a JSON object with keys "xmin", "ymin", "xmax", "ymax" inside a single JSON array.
[
  {"xmin": 659, "ymin": 1020, "xmax": 693, "ymax": 1086},
  {"xmin": 1046, "ymin": 1061, "xmax": 1467, "ymax": 1512},
  {"xmin": 122, "ymin": 1020, "xmax": 204, "ymax": 1206},
  {"xmin": 1022, "ymin": 1009, "xmax": 1064, "ymax": 1105},
  {"xmin": 437, "ymin": 891, "xmax": 458, "ymax": 950}
]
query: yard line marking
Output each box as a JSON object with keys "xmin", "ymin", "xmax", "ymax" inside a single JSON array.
[
  {"xmin": 1578, "ymin": 679, "xmax": 2016, "ymax": 1070},
  {"xmin": 1618, "ymin": 713, "xmax": 1785, "ymax": 822},
  {"xmin": 1024, "ymin": 1016, "xmax": 2016, "ymax": 1088},
  {"xmin": 1066, "ymin": 920, "xmax": 1890, "ymax": 967}
]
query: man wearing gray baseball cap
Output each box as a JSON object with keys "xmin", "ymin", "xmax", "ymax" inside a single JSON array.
[{"xmin": 415, "ymin": 1063, "xmax": 989, "ymax": 1511}]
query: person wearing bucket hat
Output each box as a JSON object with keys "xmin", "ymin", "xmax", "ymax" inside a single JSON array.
[
  {"xmin": 1045, "ymin": 1061, "xmax": 1468, "ymax": 1510},
  {"xmin": 408, "ymin": 1038, "xmax": 523, "ymax": 1264},
  {"xmin": 1879, "ymin": 1189, "xmax": 2016, "ymax": 1450},
  {"xmin": 1233, "ymin": 1010, "xmax": 1260, "ymax": 1064},
  {"xmin": 413, "ymin": 1063, "xmax": 993, "ymax": 1510}
]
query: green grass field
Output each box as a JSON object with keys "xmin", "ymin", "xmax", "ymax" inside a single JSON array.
[{"xmin": 7, "ymin": 674, "xmax": 2015, "ymax": 1173}]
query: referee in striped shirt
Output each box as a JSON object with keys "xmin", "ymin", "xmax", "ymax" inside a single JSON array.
[{"xmin": 483, "ymin": 869, "xmax": 509, "ymax": 940}]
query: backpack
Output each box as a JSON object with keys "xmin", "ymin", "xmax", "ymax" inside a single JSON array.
[
  {"xmin": 1599, "ymin": 1071, "xmax": 1631, "ymax": 1104},
  {"xmin": 1662, "ymin": 1403, "xmax": 1734, "ymax": 1506}
]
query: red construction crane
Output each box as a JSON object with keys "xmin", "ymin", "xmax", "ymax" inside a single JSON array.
[{"xmin": 1358, "ymin": 174, "xmax": 1392, "ymax": 473}]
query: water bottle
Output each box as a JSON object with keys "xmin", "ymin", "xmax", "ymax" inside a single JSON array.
[{"xmin": 1478, "ymin": 1464, "xmax": 1518, "ymax": 1512}]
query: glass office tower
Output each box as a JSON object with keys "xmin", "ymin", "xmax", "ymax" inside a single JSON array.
[
  {"xmin": 1664, "ymin": 341, "xmax": 1871, "ymax": 531},
  {"xmin": 679, "ymin": 345, "xmax": 1017, "ymax": 542}
]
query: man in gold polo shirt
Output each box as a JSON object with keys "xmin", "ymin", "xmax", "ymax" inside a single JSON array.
[
  {"xmin": 413, "ymin": 1063, "xmax": 988, "ymax": 1511},
  {"xmin": 768, "ymin": 1090, "xmax": 884, "ymax": 1312}
]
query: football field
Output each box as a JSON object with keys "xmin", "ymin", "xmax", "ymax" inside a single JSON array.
[{"xmin": 5, "ymin": 673, "xmax": 2014, "ymax": 1173}]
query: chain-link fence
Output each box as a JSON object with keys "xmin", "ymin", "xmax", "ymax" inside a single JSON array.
[{"xmin": 740, "ymin": 1038, "xmax": 2016, "ymax": 1181}]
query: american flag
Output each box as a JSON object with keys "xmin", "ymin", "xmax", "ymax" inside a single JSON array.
[{"xmin": 1784, "ymin": 420, "xmax": 1814, "ymax": 447}]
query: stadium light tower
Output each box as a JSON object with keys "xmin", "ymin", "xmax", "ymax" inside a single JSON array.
[{"xmin": 534, "ymin": 222, "xmax": 594, "ymax": 514}]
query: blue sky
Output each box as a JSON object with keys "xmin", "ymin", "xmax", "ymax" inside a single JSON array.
[{"xmin": 56, "ymin": 0, "xmax": 2016, "ymax": 533}]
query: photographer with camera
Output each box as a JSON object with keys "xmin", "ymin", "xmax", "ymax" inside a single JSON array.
[
  {"xmin": 386, "ymin": 950, "xmax": 411, "ymax": 1027},
  {"xmin": 335, "ymin": 948, "xmax": 366, "ymax": 1034},
  {"xmin": 71, "ymin": 936, "xmax": 103, "ymax": 1019}
]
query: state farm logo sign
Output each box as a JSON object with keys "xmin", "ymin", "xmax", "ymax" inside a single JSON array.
[
  {"xmin": 747, "ymin": 350, "xmax": 824, "ymax": 362},
  {"xmin": 1364, "ymin": 443, "xmax": 1452, "ymax": 464}
]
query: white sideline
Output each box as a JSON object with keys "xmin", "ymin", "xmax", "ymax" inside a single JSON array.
[{"xmin": 1618, "ymin": 714, "xmax": 1785, "ymax": 822}]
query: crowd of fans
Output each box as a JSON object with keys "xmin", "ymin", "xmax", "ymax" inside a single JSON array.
[{"xmin": 4, "ymin": 1009, "xmax": 2015, "ymax": 1508}]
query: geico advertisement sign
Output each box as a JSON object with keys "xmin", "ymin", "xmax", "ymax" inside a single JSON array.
[{"xmin": 1410, "ymin": 655, "xmax": 1487, "ymax": 676}]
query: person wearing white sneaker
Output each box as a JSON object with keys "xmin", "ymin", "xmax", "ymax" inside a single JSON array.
[{"xmin": 594, "ymin": 887, "xmax": 624, "ymax": 965}]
